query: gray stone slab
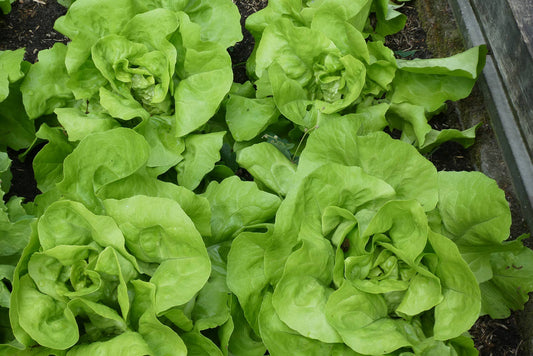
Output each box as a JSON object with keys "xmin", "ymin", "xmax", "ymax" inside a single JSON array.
[
  {"xmin": 470, "ymin": 0, "xmax": 533, "ymax": 155},
  {"xmin": 508, "ymin": 0, "xmax": 533, "ymax": 57},
  {"xmin": 448, "ymin": 0, "xmax": 533, "ymax": 232}
]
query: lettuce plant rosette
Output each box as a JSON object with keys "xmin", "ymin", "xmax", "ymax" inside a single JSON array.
[
  {"xmin": 227, "ymin": 0, "xmax": 486, "ymax": 155},
  {"xmin": 6, "ymin": 130, "xmax": 223, "ymax": 354},
  {"xmin": 8, "ymin": 195, "xmax": 211, "ymax": 354},
  {"xmin": 17, "ymin": 0, "xmax": 242, "ymax": 188},
  {"xmin": 20, "ymin": 0, "xmax": 241, "ymax": 140},
  {"xmin": 227, "ymin": 116, "xmax": 533, "ymax": 355},
  {"xmin": 6, "ymin": 126, "xmax": 284, "ymax": 354}
]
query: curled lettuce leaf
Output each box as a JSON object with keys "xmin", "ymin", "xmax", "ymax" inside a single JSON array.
[
  {"xmin": 225, "ymin": 82, "xmax": 280, "ymax": 142},
  {"xmin": 134, "ymin": 0, "xmax": 242, "ymax": 49},
  {"xmin": 103, "ymin": 195, "xmax": 211, "ymax": 314},
  {"xmin": 390, "ymin": 46, "xmax": 487, "ymax": 113},
  {"xmin": 203, "ymin": 176, "xmax": 281, "ymax": 245},
  {"xmin": 56, "ymin": 128, "xmax": 150, "ymax": 213},
  {"xmin": 176, "ymin": 131, "xmax": 226, "ymax": 190},
  {"xmin": 236, "ymin": 142, "xmax": 297, "ymax": 196}
]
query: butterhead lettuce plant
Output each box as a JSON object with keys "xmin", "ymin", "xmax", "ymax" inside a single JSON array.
[
  {"xmin": 9, "ymin": 192, "xmax": 211, "ymax": 352},
  {"xmin": 21, "ymin": 0, "xmax": 239, "ymax": 139},
  {"xmin": 236, "ymin": 0, "xmax": 486, "ymax": 154},
  {"xmin": 227, "ymin": 116, "xmax": 532, "ymax": 355}
]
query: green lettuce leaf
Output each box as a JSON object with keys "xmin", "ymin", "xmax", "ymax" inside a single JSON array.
[
  {"xmin": 67, "ymin": 332, "xmax": 152, "ymax": 355},
  {"xmin": 55, "ymin": 107, "xmax": 120, "ymax": 142},
  {"xmin": 203, "ymin": 176, "xmax": 281, "ymax": 245},
  {"xmin": 170, "ymin": 13, "xmax": 233, "ymax": 136},
  {"xmin": 0, "ymin": 49, "xmax": 25, "ymax": 102},
  {"xmin": 96, "ymin": 171, "xmax": 212, "ymax": 237},
  {"xmin": 131, "ymin": 280, "xmax": 188, "ymax": 355},
  {"xmin": 236, "ymin": 142, "xmax": 296, "ymax": 196},
  {"xmin": 32, "ymin": 124, "xmax": 76, "ymax": 194},
  {"xmin": 298, "ymin": 117, "xmax": 438, "ymax": 211},
  {"xmin": 176, "ymin": 131, "xmax": 226, "ymax": 190},
  {"xmin": 0, "ymin": 49, "xmax": 34, "ymax": 150},
  {"xmin": 0, "ymin": 80, "xmax": 35, "ymax": 150},
  {"xmin": 57, "ymin": 128, "xmax": 150, "ymax": 213},
  {"xmin": 326, "ymin": 280, "xmax": 413, "ymax": 354},
  {"xmin": 0, "ymin": 0, "xmax": 15, "ymax": 14},
  {"xmin": 386, "ymin": 102, "xmax": 479, "ymax": 152},
  {"xmin": 389, "ymin": 45, "xmax": 487, "ymax": 113},
  {"xmin": 103, "ymin": 195, "xmax": 211, "ymax": 313},
  {"xmin": 134, "ymin": 0, "xmax": 242, "ymax": 49},
  {"xmin": 225, "ymin": 94, "xmax": 279, "ymax": 142},
  {"xmin": 20, "ymin": 43, "xmax": 74, "ymax": 119},
  {"xmin": 258, "ymin": 292, "xmax": 359, "ymax": 356},
  {"xmin": 190, "ymin": 243, "xmax": 232, "ymax": 332},
  {"xmin": 135, "ymin": 116, "xmax": 185, "ymax": 174},
  {"xmin": 372, "ymin": 0, "xmax": 407, "ymax": 37},
  {"xmin": 219, "ymin": 295, "xmax": 266, "ymax": 356},
  {"xmin": 181, "ymin": 331, "xmax": 224, "ymax": 356},
  {"xmin": 227, "ymin": 227, "xmax": 273, "ymax": 333}
]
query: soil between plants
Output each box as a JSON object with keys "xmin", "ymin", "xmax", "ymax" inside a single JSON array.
[
  {"xmin": 0, "ymin": 0, "xmax": 529, "ymax": 355},
  {"xmin": 0, "ymin": 0, "xmax": 68, "ymax": 62}
]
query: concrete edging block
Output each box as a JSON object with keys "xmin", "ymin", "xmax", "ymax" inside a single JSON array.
[{"xmin": 447, "ymin": 0, "xmax": 533, "ymax": 232}]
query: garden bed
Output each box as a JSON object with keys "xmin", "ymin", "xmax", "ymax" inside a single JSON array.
[{"xmin": 0, "ymin": 0, "xmax": 531, "ymax": 355}]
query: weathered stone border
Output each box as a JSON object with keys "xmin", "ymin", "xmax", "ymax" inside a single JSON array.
[{"xmin": 447, "ymin": 0, "xmax": 533, "ymax": 233}]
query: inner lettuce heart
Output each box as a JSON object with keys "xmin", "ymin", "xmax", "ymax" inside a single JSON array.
[{"xmin": 253, "ymin": 18, "xmax": 366, "ymax": 127}]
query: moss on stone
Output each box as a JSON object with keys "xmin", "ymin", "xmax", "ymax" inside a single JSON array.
[{"xmin": 414, "ymin": 0, "xmax": 464, "ymax": 57}]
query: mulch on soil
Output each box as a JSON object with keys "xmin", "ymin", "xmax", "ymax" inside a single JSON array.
[
  {"xmin": 0, "ymin": 0, "xmax": 67, "ymax": 62},
  {"xmin": 0, "ymin": 1, "xmax": 527, "ymax": 355}
]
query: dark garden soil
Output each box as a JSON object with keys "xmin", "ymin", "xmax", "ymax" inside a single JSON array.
[
  {"xmin": 0, "ymin": 0, "xmax": 67, "ymax": 62},
  {"xmin": 0, "ymin": 0, "xmax": 68, "ymax": 202},
  {"xmin": 231, "ymin": 0, "xmax": 268, "ymax": 84},
  {"xmin": 0, "ymin": 0, "xmax": 529, "ymax": 355}
]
